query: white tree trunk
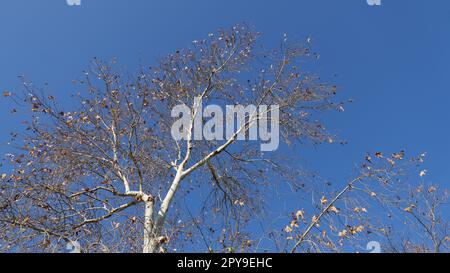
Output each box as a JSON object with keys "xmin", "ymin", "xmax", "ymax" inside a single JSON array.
[
  {"xmin": 143, "ymin": 168, "xmax": 186, "ymax": 253},
  {"xmin": 143, "ymin": 200, "xmax": 155, "ymax": 253}
]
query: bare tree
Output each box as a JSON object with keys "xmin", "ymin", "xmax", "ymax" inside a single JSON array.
[
  {"xmin": 2, "ymin": 25, "xmax": 446, "ymax": 253},
  {"xmin": 0, "ymin": 24, "xmax": 340, "ymax": 253}
]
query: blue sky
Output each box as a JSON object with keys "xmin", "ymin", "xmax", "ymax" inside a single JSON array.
[
  {"xmin": 1, "ymin": 0, "xmax": 449, "ymax": 187},
  {"xmin": 0, "ymin": 0, "xmax": 449, "ymax": 250}
]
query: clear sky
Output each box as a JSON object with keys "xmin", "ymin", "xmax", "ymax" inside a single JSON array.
[{"xmin": 0, "ymin": 0, "xmax": 449, "ymax": 250}]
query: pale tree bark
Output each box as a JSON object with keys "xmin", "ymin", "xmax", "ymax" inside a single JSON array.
[
  {"xmin": 143, "ymin": 198, "xmax": 155, "ymax": 253},
  {"xmin": 145, "ymin": 169, "xmax": 184, "ymax": 253}
]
